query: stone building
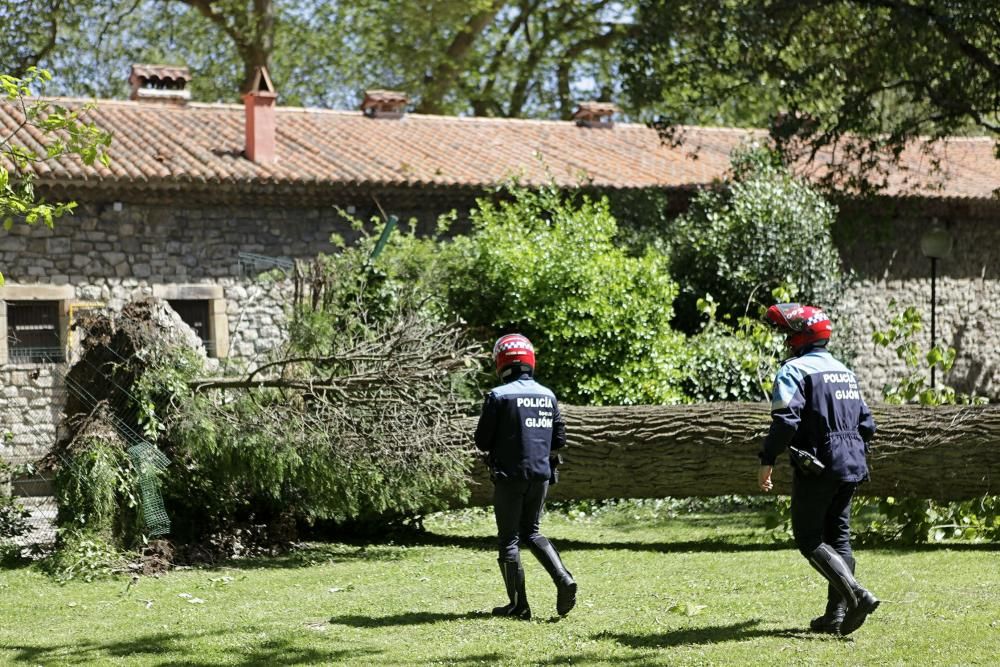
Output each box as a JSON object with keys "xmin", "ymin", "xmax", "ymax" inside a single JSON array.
[{"xmin": 1, "ymin": 65, "xmax": 998, "ymax": 471}]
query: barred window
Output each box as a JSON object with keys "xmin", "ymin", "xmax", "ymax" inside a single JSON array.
[{"xmin": 7, "ymin": 301, "xmax": 64, "ymax": 363}]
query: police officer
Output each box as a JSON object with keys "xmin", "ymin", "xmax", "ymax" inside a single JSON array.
[
  {"xmin": 757, "ymin": 304, "xmax": 880, "ymax": 636},
  {"xmin": 474, "ymin": 333, "xmax": 576, "ymax": 620}
]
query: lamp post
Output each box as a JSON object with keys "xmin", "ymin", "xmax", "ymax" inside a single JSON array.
[{"xmin": 920, "ymin": 220, "xmax": 953, "ymax": 388}]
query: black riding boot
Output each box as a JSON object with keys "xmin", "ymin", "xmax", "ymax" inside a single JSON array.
[
  {"xmin": 492, "ymin": 558, "xmax": 531, "ymax": 620},
  {"xmin": 810, "ymin": 555, "xmax": 853, "ymax": 634},
  {"xmin": 810, "ymin": 586, "xmax": 846, "ymax": 634},
  {"xmin": 808, "ymin": 545, "xmax": 879, "ymax": 636},
  {"xmin": 527, "ymin": 536, "xmax": 577, "ymax": 616}
]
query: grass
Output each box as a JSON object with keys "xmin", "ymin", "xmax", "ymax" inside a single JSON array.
[{"xmin": 1, "ymin": 503, "xmax": 998, "ymax": 666}]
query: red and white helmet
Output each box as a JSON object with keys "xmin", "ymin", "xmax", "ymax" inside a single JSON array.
[
  {"xmin": 492, "ymin": 333, "xmax": 535, "ymax": 378},
  {"xmin": 764, "ymin": 303, "xmax": 832, "ymax": 353}
]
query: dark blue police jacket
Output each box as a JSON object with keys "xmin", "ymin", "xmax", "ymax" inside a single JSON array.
[
  {"xmin": 474, "ymin": 372, "xmax": 567, "ymax": 481},
  {"xmin": 760, "ymin": 348, "xmax": 876, "ymax": 482}
]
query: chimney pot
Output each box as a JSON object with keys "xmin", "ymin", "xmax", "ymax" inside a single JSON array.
[
  {"xmin": 129, "ymin": 64, "xmax": 191, "ymax": 105},
  {"xmin": 361, "ymin": 89, "xmax": 409, "ymax": 119},
  {"xmin": 573, "ymin": 101, "xmax": 619, "ymax": 128},
  {"xmin": 243, "ymin": 66, "xmax": 278, "ymax": 165}
]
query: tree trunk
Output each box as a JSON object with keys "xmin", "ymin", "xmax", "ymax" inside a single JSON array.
[{"xmin": 463, "ymin": 403, "xmax": 1000, "ymax": 504}]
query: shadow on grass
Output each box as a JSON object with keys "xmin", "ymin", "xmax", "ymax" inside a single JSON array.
[
  {"xmin": 858, "ymin": 541, "xmax": 1000, "ymax": 553},
  {"xmin": 329, "ymin": 610, "xmax": 490, "ymax": 627},
  {"xmin": 409, "ymin": 532, "xmax": 794, "ymax": 554},
  {"xmin": 212, "ymin": 536, "xmax": 793, "ymax": 572},
  {"xmin": 5, "ymin": 630, "xmax": 381, "ymax": 666},
  {"xmin": 597, "ymin": 619, "xmax": 821, "ymax": 649},
  {"xmin": 211, "ymin": 533, "xmax": 1000, "ymax": 572},
  {"xmin": 187, "ymin": 522, "xmax": 1000, "ymax": 572},
  {"xmin": 213, "ymin": 543, "xmax": 416, "ymax": 571},
  {"xmin": 447, "ymin": 652, "xmax": 664, "ymax": 667}
]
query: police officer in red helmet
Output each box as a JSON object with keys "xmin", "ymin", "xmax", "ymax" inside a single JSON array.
[
  {"xmin": 758, "ymin": 304, "xmax": 880, "ymax": 636},
  {"xmin": 475, "ymin": 333, "xmax": 576, "ymax": 620}
]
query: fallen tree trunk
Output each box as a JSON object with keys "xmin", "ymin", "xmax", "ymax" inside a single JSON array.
[{"xmin": 463, "ymin": 402, "xmax": 1000, "ymax": 504}]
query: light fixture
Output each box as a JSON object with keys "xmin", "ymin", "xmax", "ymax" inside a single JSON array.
[
  {"xmin": 920, "ymin": 219, "xmax": 953, "ymax": 388},
  {"xmin": 920, "ymin": 220, "xmax": 953, "ymax": 260}
]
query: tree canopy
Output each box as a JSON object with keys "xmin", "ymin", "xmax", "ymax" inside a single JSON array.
[
  {"xmin": 622, "ymin": 0, "xmax": 1000, "ymax": 182},
  {"xmin": 4, "ymin": 0, "xmax": 638, "ymax": 117},
  {"xmin": 2, "ymin": 0, "xmax": 997, "ymax": 185}
]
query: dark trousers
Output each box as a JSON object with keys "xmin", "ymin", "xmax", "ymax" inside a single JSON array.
[
  {"xmin": 494, "ymin": 478, "xmax": 548, "ymax": 561},
  {"xmin": 791, "ymin": 473, "xmax": 857, "ymax": 560}
]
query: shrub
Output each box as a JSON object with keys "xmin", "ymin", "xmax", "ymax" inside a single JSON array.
[
  {"xmin": 680, "ymin": 286, "xmax": 793, "ymax": 403},
  {"xmin": 683, "ymin": 323, "xmax": 774, "ymax": 402},
  {"xmin": 668, "ymin": 145, "xmax": 842, "ymax": 332},
  {"xmin": 448, "ymin": 184, "xmax": 688, "ymax": 405},
  {"xmin": 160, "ymin": 236, "xmax": 479, "ymax": 545}
]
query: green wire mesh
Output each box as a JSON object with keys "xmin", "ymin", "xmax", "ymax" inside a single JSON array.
[{"xmin": 127, "ymin": 441, "xmax": 171, "ymax": 537}]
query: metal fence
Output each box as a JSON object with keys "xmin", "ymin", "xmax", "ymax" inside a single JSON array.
[
  {"xmin": 2, "ymin": 383, "xmax": 64, "ymax": 556},
  {"xmin": 3, "ymin": 337, "xmax": 170, "ymax": 557}
]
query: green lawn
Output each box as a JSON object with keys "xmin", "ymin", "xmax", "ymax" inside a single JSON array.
[{"xmin": 1, "ymin": 506, "xmax": 998, "ymax": 666}]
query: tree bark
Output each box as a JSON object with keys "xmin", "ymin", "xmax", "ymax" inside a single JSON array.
[
  {"xmin": 463, "ymin": 402, "xmax": 1000, "ymax": 504},
  {"xmin": 416, "ymin": 0, "xmax": 507, "ymax": 115}
]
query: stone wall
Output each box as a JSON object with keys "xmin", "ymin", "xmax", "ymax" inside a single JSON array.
[
  {"xmin": 1, "ymin": 194, "xmax": 999, "ymax": 472},
  {"xmin": 836, "ymin": 198, "xmax": 1000, "ymax": 400},
  {"xmin": 0, "ymin": 200, "xmax": 363, "ymax": 467},
  {"xmin": 0, "ymin": 365, "xmax": 66, "ymax": 467}
]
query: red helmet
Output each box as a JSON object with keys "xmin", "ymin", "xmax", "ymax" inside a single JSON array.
[
  {"xmin": 493, "ymin": 333, "xmax": 535, "ymax": 378},
  {"xmin": 764, "ymin": 303, "xmax": 832, "ymax": 353}
]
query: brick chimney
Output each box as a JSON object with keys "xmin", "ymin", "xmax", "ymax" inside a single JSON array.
[
  {"xmin": 573, "ymin": 101, "xmax": 619, "ymax": 128},
  {"xmin": 243, "ymin": 66, "xmax": 277, "ymax": 165},
  {"xmin": 361, "ymin": 90, "xmax": 409, "ymax": 119},
  {"xmin": 128, "ymin": 64, "xmax": 191, "ymax": 105}
]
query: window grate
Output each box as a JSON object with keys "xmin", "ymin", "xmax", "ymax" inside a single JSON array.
[{"xmin": 7, "ymin": 301, "xmax": 64, "ymax": 363}]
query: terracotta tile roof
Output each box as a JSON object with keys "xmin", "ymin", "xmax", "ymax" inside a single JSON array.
[{"xmin": 1, "ymin": 97, "xmax": 997, "ymax": 200}]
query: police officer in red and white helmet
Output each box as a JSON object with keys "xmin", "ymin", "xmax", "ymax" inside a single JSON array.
[
  {"xmin": 765, "ymin": 303, "xmax": 833, "ymax": 357},
  {"xmin": 474, "ymin": 333, "xmax": 576, "ymax": 620},
  {"xmin": 759, "ymin": 304, "xmax": 880, "ymax": 636}
]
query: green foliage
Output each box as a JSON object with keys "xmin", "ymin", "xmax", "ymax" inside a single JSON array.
[
  {"xmin": 853, "ymin": 495, "xmax": 1000, "ymax": 545},
  {"xmin": 0, "ymin": 67, "xmax": 111, "ymax": 284},
  {"xmin": 624, "ymin": 1, "xmax": 999, "ymax": 188},
  {"xmin": 167, "ymin": 388, "xmax": 470, "ymax": 540},
  {"xmin": 54, "ymin": 435, "xmax": 142, "ymax": 544},
  {"xmin": 158, "ymin": 230, "xmax": 477, "ymax": 544},
  {"xmin": 42, "ymin": 530, "xmax": 132, "ymax": 582},
  {"xmin": 0, "ymin": 495, "xmax": 29, "ymax": 541},
  {"xmin": 288, "ymin": 214, "xmax": 458, "ymax": 354},
  {"xmin": 450, "ymin": 183, "xmax": 688, "ymax": 405},
  {"xmin": 872, "ymin": 300, "xmax": 987, "ymax": 406},
  {"xmin": 28, "ymin": 0, "xmax": 635, "ymax": 119},
  {"xmin": 667, "ymin": 146, "xmax": 842, "ymax": 332},
  {"xmin": 132, "ymin": 346, "xmax": 204, "ymax": 441},
  {"xmin": 680, "ymin": 294, "xmax": 784, "ymax": 402},
  {"xmin": 0, "ymin": 460, "xmax": 30, "ymax": 543}
]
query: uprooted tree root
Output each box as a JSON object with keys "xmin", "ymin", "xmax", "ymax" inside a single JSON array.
[{"xmin": 45, "ymin": 293, "xmax": 483, "ymax": 570}]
